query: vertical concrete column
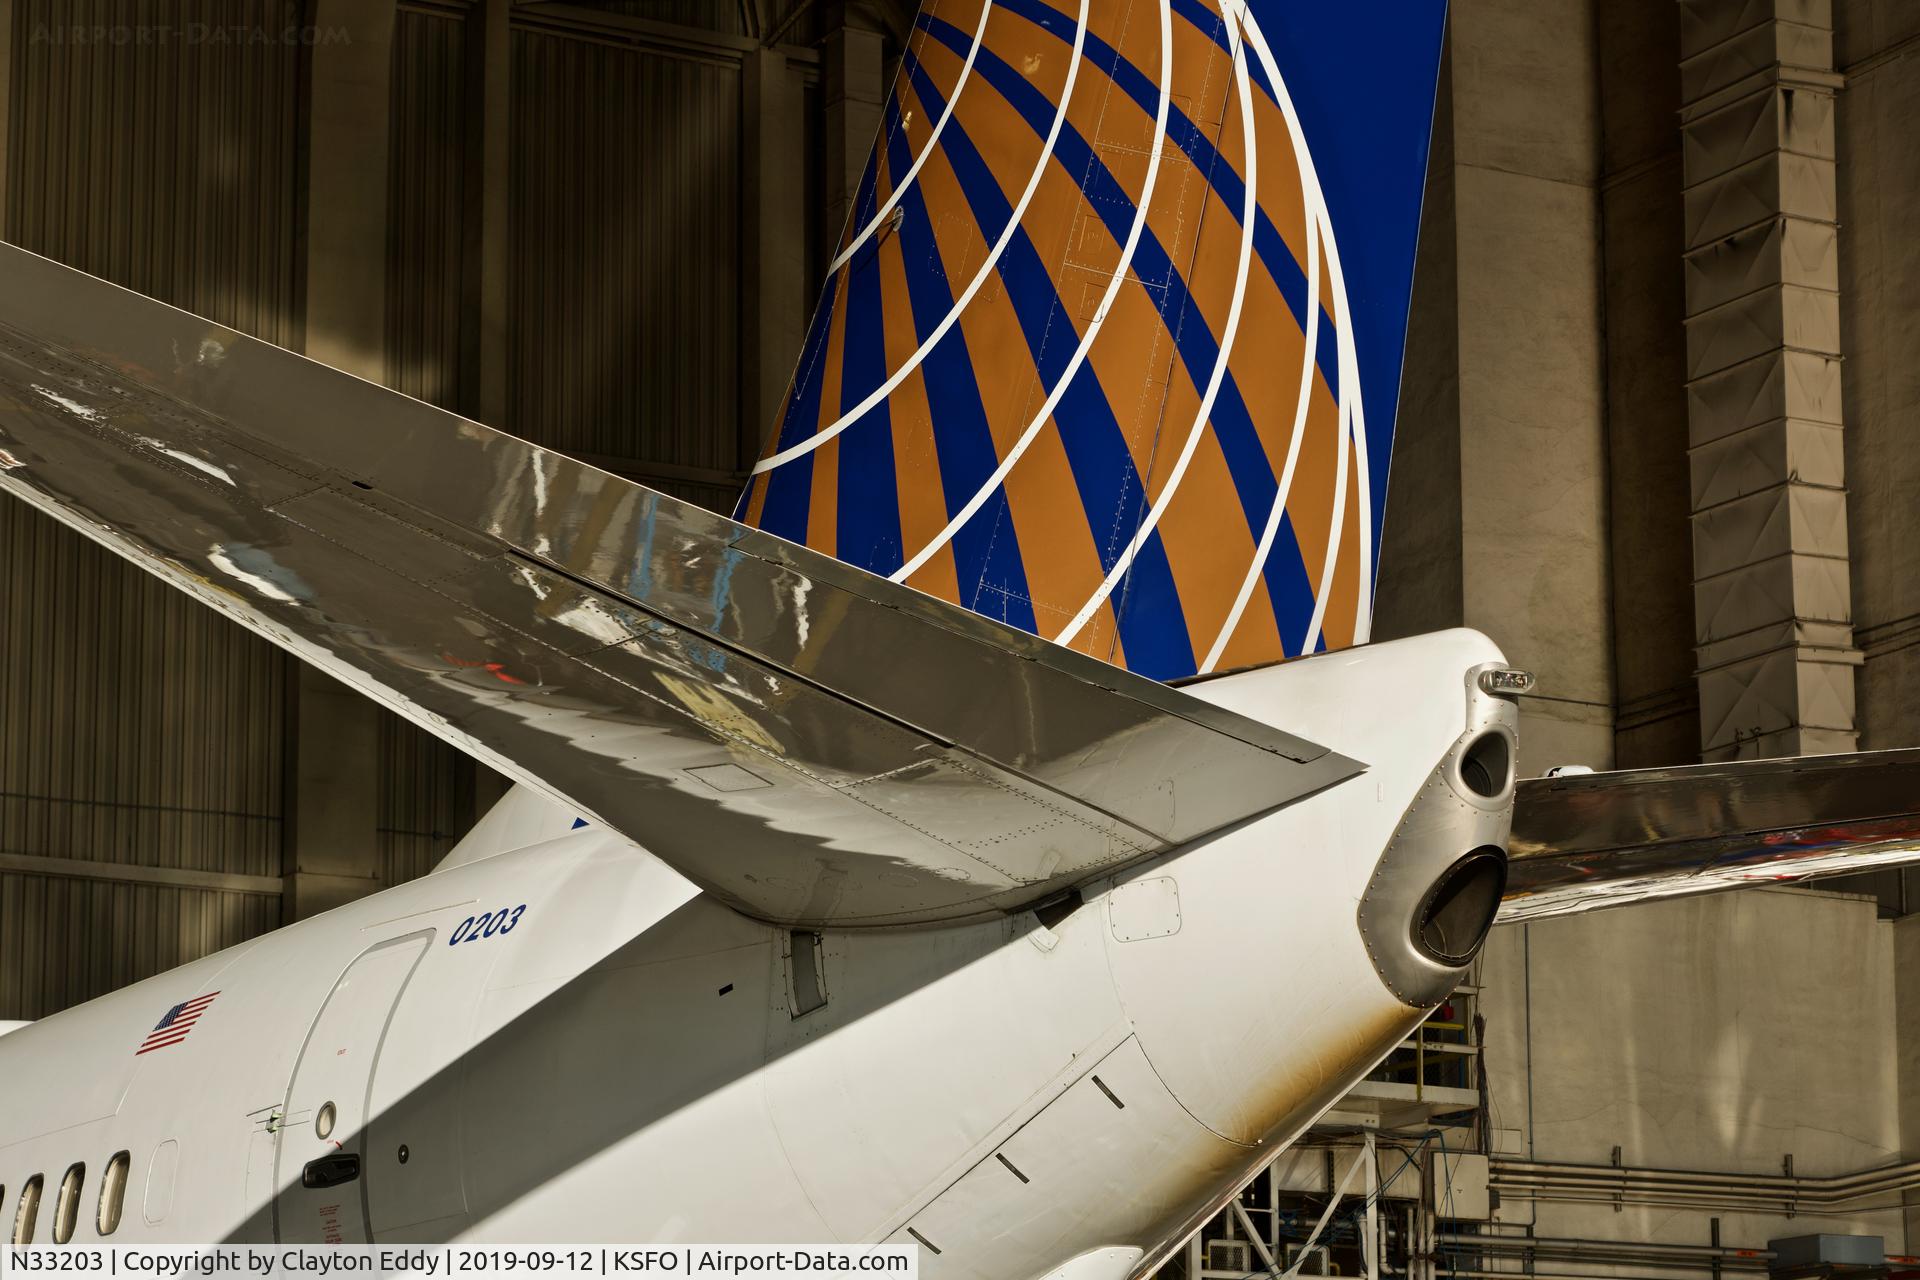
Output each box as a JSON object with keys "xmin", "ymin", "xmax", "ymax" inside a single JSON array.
[
  {"xmin": 1833, "ymin": 4, "xmax": 1920, "ymax": 754},
  {"xmin": 288, "ymin": 0, "xmax": 396, "ymax": 917},
  {"xmin": 745, "ymin": 47, "xmax": 808, "ymax": 460},
  {"xmin": 1596, "ymin": 1, "xmax": 1699, "ymax": 769},
  {"xmin": 1678, "ymin": 0, "xmax": 1859, "ymax": 760},
  {"xmin": 286, "ymin": 670, "xmax": 383, "ymax": 918},
  {"xmin": 304, "ymin": 0, "xmax": 396, "ymax": 378},
  {"xmin": 459, "ymin": 0, "xmax": 515, "ymax": 821},
  {"xmin": 463, "ymin": 0, "xmax": 511, "ymax": 428},
  {"xmin": 820, "ymin": 4, "xmax": 886, "ymax": 251},
  {"xmin": 1379, "ymin": 0, "xmax": 1617, "ymax": 775}
]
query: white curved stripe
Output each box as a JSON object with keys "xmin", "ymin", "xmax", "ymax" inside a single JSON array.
[
  {"xmin": 890, "ymin": 0, "xmax": 1175, "ymax": 586},
  {"xmin": 1200, "ymin": 4, "xmax": 1368, "ymax": 667},
  {"xmin": 828, "ymin": 1, "xmax": 996, "ymax": 276},
  {"xmin": 1248, "ymin": 16, "xmax": 1372, "ymax": 645},
  {"xmin": 1198, "ymin": 1, "xmax": 1332, "ymax": 670},
  {"xmin": 1199, "ymin": 204, "xmax": 1319, "ymax": 672},
  {"xmin": 1303, "ymin": 243, "xmax": 1364, "ymax": 652},
  {"xmin": 1052, "ymin": 5, "xmax": 1257, "ymax": 647},
  {"xmin": 1305, "ymin": 265, "xmax": 1364, "ymax": 654},
  {"xmin": 1348, "ymin": 357, "xmax": 1373, "ymax": 642},
  {"xmin": 1239, "ymin": 8, "xmax": 1368, "ymax": 652},
  {"xmin": 751, "ymin": 0, "xmax": 1090, "ymax": 478},
  {"xmin": 1300, "ymin": 395, "xmax": 1352, "ymax": 655}
]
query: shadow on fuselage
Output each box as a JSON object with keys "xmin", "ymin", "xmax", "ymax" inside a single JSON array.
[{"xmin": 220, "ymin": 879, "xmax": 1033, "ymax": 1244}]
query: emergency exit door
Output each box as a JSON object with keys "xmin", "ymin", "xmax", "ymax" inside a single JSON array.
[{"xmin": 275, "ymin": 933, "xmax": 432, "ymax": 1242}]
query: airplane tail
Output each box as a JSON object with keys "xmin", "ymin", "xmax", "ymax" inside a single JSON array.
[{"xmin": 738, "ymin": 0, "xmax": 1448, "ymax": 680}]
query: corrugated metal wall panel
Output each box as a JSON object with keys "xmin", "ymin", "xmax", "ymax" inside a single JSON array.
[
  {"xmin": 0, "ymin": 872, "xmax": 277, "ymax": 1020},
  {"xmin": 647, "ymin": 477, "xmax": 751, "ymax": 512},
  {"xmin": 0, "ymin": 508, "xmax": 287, "ymax": 878},
  {"xmin": 7, "ymin": 0, "xmax": 304, "ymax": 342},
  {"xmin": 1, "ymin": 0, "xmax": 303, "ymax": 1017},
  {"xmin": 387, "ymin": 3, "xmax": 469, "ymax": 411},
  {"xmin": 509, "ymin": 25, "xmax": 744, "ymax": 485}
]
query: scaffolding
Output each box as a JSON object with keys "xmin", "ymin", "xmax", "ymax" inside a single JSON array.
[{"xmin": 1158, "ymin": 990, "xmax": 1490, "ymax": 1280}]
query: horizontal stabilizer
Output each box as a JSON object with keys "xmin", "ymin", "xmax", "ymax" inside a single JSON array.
[
  {"xmin": 1504, "ymin": 748, "xmax": 1920, "ymax": 922},
  {"xmin": 0, "ymin": 246, "xmax": 1361, "ymax": 927}
]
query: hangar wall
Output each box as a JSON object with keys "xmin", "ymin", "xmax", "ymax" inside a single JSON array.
[
  {"xmin": 1840, "ymin": 1, "xmax": 1920, "ymax": 759},
  {"xmin": 0, "ymin": 0, "xmax": 871, "ymax": 1018},
  {"xmin": 1478, "ymin": 891, "xmax": 1907, "ymax": 1254},
  {"xmin": 1376, "ymin": 0, "xmax": 1920, "ymax": 1265},
  {"xmin": 0, "ymin": 0, "xmax": 305, "ymax": 1018}
]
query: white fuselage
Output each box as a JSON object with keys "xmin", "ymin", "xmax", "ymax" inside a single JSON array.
[{"xmin": 0, "ymin": 630, "xmax": 1510, "ymax": 1280}]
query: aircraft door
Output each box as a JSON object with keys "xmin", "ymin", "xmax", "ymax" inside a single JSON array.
[{"xmin": 275, "ymin": 933, "xmax": 432, "ymax": 1243}]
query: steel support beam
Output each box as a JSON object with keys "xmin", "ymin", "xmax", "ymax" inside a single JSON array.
[
  {"xmin": 464, "ymin": 0, "xmax": 512, "ymax": 428},
  {"xmin": 304, "ymin": 0, "xmax": 397, "ymax": 379},
  {"xmin": 746, "ymin": 45, "xmax": 809, "ymax": 465},
  {"xmin": 820, "ymin": 2, "xmax": 885, "ymax": 253},
  {"xmin": 0, "ymin": 853, "xmax": 283, "ymax": 897},
  {"xmin": 291, "ymin": 1, "xmax": 398, "ymax": 916}
]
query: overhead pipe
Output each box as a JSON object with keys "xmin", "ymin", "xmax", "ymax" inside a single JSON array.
[
  {"xmin": 1488, "ymin": 1156, "xmax": 1920, "ymax": 1214},
  {"xmin": 1436, "ymin": 1270, "xmax": 1742, "ymax": 1280},
  {"xmin": 1437, "ymin": 1252, "xmax": 1757, "ymax": 1276},
  {"xmin": 1430, "ymin": 1233, "xmax": 1773, "ymax": 1280},
  {"xmin": 1437, "ymin": 1234, "xmax": 1773, "ymax": 1263},
  {"xmin": 1493, "ymin": 1155, "xmax": 1920, "ymax": 1193}
]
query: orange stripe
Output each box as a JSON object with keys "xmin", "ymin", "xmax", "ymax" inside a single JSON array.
[
  {"xmin": 1155, "ymin": 90, "xmax": 1263, "ymax": 657},
  {"xmin": 1280, "ymin": 381, "xmax": 1344, "ymax": 643},
  {"xmin": 905, "ymin": 75, "xmax": 1117, "ymax": 644},
  {"xmin": 1069, "ymin": 13, "xmax": 1247, "ymax": 660},
  {"xmin": 1212, "ymin": 576, "xmax": 1284, "ymax": 671},
  {"xmin": 943, "ymin": 63, "xmax": 1117, "ymax": 639},
  {"xmin": 885, "ymin": 56, "xmax": 1005, "ymax": 609},
  {"xmin": 1245, "ymin": 59, "xmax": 1313, "ymax": 311},
  {"xmin": 805, "ymin": 266, "xmax": 854, "ymax": 557},
  {"xmin": 1161, "ymin": 79, "xmax": 1321, "ymax": 663},
  {"xmin": 875, "ymin": 193, "xmax": 958, "ymax": 599}
]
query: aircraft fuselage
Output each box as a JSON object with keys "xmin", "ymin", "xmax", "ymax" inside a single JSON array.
[{"xmin": 0, "ymin": 630, "xmax": 1514, "ymax": 1280}]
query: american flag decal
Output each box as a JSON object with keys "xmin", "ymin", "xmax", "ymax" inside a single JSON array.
[{"xmin": 136, "ymin": 991, "xmax": 219, "ymax": 1055}]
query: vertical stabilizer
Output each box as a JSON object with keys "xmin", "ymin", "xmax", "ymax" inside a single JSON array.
[{"xmin": 741, "ymin": 0, "xmax": 1447, "ymax": 679}]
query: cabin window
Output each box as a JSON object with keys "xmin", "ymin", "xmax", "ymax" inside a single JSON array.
[
  {"xmin": 96, "ymin": 1153, "xmax": 129, "ymax": 1236},
  {"xmin": 13, "ymin": 1174, "xmax": 42, "ymax": 1244},
  {"xmin": 51, "ymin": 1164, "xmax": 83, "ymax": 1244}
]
